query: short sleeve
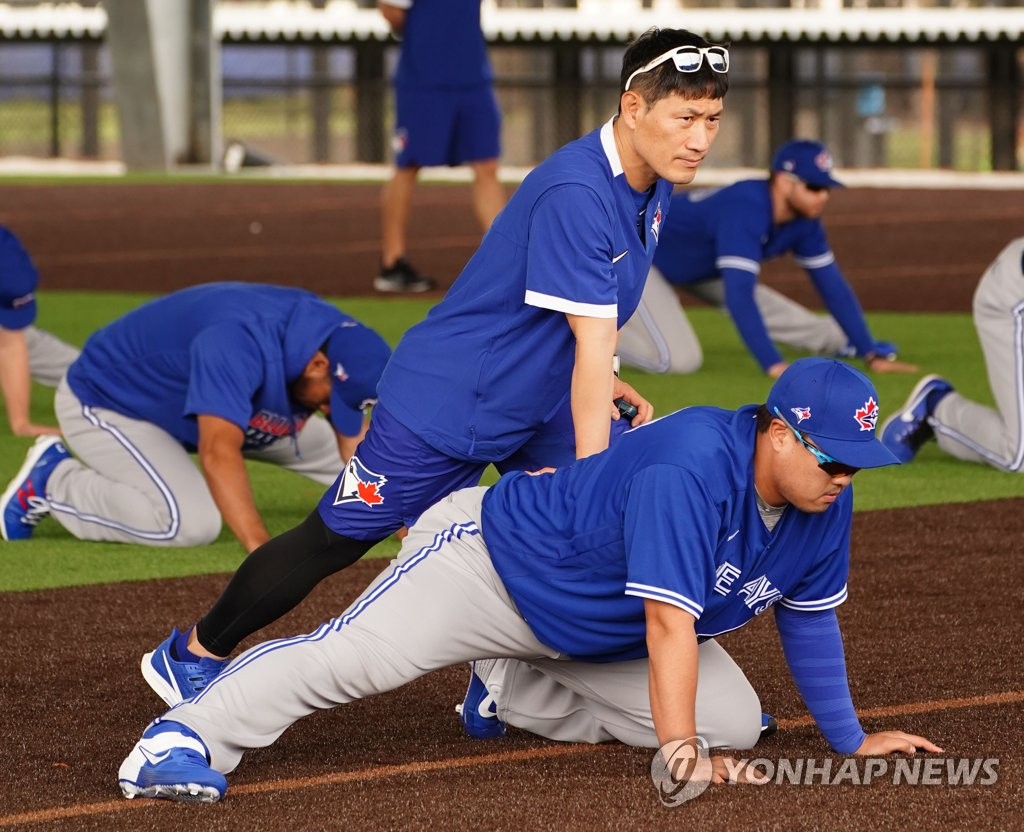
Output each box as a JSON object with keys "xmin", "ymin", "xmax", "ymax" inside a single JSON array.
[
  {"xmin": 524, "ymin": 185, "xmax": 618, "ymax": 319},
  {"xmin": 622, "ymin": 465, "xmax": 721, "ymax": 619},
  {"xmin": 779, "ymin": 490, "xmax": 852, "ymax": 611},
  {"xmin": 185, "ymin": 323, "xmax": 265, "ymax": 430},
  {"xmin": 791, "ymin": 220, "xmax": 835, "ymax": 270}
]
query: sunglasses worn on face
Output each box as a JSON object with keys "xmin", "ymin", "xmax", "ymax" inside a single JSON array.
[
  {"xmin": 624, "ymin": 45, "xmax": 730, "ymax": 92},
  {"xmin": 772, "ymin": 407, "xmax": 860, "ymax": 478}
]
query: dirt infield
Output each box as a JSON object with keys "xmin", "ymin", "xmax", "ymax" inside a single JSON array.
[
  {"xmin": 0, "ymin": 180, "xmax": 1021, "ymax": 829},
  {"xmin": 0, "ymin": 499, "xmax": 1021, "ymax": 830},
  {"xmin": 1, "ymin": 181, "xmax": 1020, "ymax": 311}
]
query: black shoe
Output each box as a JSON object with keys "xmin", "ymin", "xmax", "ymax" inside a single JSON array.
[
  {"xmin": 758, "ymin": 713, "xmax": 778, "ymax": 742},
  {"xmin": 374, "ymin": 258, "xmax": 436, "ymax": 294}
]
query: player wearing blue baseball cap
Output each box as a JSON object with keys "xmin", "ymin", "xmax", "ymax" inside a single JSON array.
[
  {"xmin": 618, "ymin": 138, "xmax": 917, "ymax": 379},
  {"xmin": 0, "ymin": 225, "xmax": 80, "ymax": 438},
  {"xmin": 0, "ymin": 283, "xmax": 391, "ymax": 554},
  {"xmin": 116, "ymin": 358, "xmax": 940, "ymax": 804}
]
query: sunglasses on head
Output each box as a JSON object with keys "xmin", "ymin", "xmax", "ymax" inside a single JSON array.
[
  {"xmin": 624, "ymin": 45, "xmax": 730, "ymax": 92},
  {"xmin": 772, "ymin": 407, "xmax": 860, "ymax": 478}
]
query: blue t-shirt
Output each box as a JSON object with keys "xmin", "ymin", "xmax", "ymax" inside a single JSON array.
[
  {"xmin": 387, "ymin": 0, "xmax": 492, "ymax": 90},
  {"xmin": 66, "ymin": 283, "xmax": 380, "ymax": 451},
  {"xmin": 483, "ymin": 405, "xmax": 852, "ymax": 662},
  {"xmin": 377, "ymin": 119, "xmax": 674, "ymax": 462},
  {"xmin": 652, "ymin": 181, "xmax": 874, "ymax": 368}
]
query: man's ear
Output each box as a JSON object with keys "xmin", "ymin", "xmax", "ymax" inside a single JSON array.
[
  {"xmin": 618, "ymin": 90, "xmax": 645, "ymax": 128},
  {"xmin": 305, "ymin": 350, "xmax": 330, "ymax": 376},
  {"xmin": 767, "ymin": 418, "xmax": 790, "ymax": 452}
]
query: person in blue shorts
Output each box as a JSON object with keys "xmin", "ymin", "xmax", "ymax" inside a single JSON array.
[
  {"xmin": 618, "ymin": 139, "xmax": 917, "ymax": 378},
  {"xmin": 0, "ymin": 283, "xmax": 391, "ymax": 556},
  {"xmin": 374, "ymin": 0, "xmax": 507, "ymax": 293},
  {"xmin": 117, "ymin": 358, "xmax": 941, "ymax": 804},
  {"xmin": 138, "ymin": 27, "xmax": 730, "ymax": 708}
]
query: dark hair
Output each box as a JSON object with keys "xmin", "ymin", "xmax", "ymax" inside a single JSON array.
[
  {"xmin": 619, "ymin": 28, "xmax": 730, "ymax": 107},
  {"xmin": 755, "ymin": 403, "xmax": 774, "ymax": 434}
]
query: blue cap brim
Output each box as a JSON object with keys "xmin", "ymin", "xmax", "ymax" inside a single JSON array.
[
  {"xmin": 0, "ymin": 299, "xmax": 36, "ymax": 330},
  {"xmin": 807, "ymin": 431, "xmax": 901, "ymax": 469}
]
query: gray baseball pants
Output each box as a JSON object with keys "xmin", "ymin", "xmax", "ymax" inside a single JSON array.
[
  {"xmin": 47, "ymin": 377, "xmax": 343, "ymax": 546},
  {"xmin": 25, "ymin": 326, "xmax": 79, "ymax": 386},
  {"xmin": 618, "ymin": 267, "xmax": 848, "ymax": 374},
  {"xmin": 164, "ymin": 487, "xmax": 761, "ymax": 774},
  {"xmin": 931, "ymin": 237, "xmax": 1024, "ymax": 472}
]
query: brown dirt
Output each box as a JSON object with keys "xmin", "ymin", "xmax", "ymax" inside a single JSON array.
[{"xmin": 0, "ymin": 180, "xmax": 1020, "ymax": 829}]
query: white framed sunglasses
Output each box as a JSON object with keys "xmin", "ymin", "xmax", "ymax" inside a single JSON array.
[{"xmin": 624, "ymin": 45, "xmax": 730, "ymax": 92}]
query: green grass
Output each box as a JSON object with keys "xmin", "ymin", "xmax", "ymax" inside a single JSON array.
[{"xmin": 2, "ymin": 290, "xmax": 1018, "ymax": 592}]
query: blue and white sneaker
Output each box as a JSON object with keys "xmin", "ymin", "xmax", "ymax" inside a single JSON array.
[
  {"xmin": 141, "ymin": 628, "xmax": 229, "ymax": 707},
  {"xmin": 455, "ymin": 660, "xmax": 506, "ymax": 739},
  {"xmin": 0, "ymin": 436, "xmax": 70, "ymax": 541},
  {"xmin": 880, "ymin": 375, "xmax": 954, "ymax": 463},
  {"xmin": 119, "ymin": 719, "xmax": 227, "ymax": 803}
]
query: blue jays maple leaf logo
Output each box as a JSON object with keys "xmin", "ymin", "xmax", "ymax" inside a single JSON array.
[
  {"xmin": 855, "ymin": 397, "xmax": 879, "ymax": 432},
  {"xmin": 333, "ymin": 456, "xmax": 388, "ymax": 507}
]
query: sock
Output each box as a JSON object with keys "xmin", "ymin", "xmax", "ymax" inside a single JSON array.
[{"xmin": 171, "ymin": 627, "xmax": 204, "ymax": 663}]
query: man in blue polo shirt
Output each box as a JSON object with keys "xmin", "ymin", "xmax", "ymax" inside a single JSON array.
[
  {"xmin": 618, "ymin": 139, "xmax": 917, "ymax": 378},
  {"xmin": 374, "ymin": 0, "xmax": 506, "ymax": 293},
  {"xmin": 0, "ymin": 283, "xmax": 391, "ymax": 555},
  {"xmin": 136, "ymin": 27, "xmax": 731, "ymax": 708},
  {"xmin": 117, "ymin": 358, "xmax": 941, "ymax": 804}
]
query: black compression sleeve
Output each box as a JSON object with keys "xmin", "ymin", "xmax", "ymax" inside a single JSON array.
[{"xmin": 195, "ymin": 509, "xmax": 375, "ymax": 656}]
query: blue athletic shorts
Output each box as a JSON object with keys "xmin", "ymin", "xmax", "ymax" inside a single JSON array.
[
  {"xmin": 318, "ymin": 401, "xmax": 629, "ymax": 541},
  {"xmin": 393, "ymin": 85, "xmax": 501, "ymax": 168}
]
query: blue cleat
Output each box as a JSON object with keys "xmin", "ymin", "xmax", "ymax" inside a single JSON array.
[
  {"xmin": 119, "ymin": 719, "xmax": 227, "ymax": 803},
  {"xmin": 141, "ymin": 628, "xmax": 229, "ymax": 707},
  {"xmin": 456, "ymin": 660, "xmax": 506, "ymax": 739},
  {"xmin": 880, "ymin": 375, "xmax": 954, "ymax": 463},
  {"xmin": 0, "ymin": 436, "xmax": 71, "ymax": 541}
]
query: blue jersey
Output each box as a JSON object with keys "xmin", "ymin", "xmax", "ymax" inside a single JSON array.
[
  {"xmin": 378, "ymin": 120, "xmax": 673, "ymax": 462},
  {"xmin": 652, "ymin": 181, "xmax": 874, "ymax": 368},
  {"xmin": 67, "ymin": 283, "xmax": 380, "ymax": 451},
  {"xmin": 483, "ymin": 405, "xmax": 852, "ymax": 662},
  {"xmin": 388, "ymin": 0, "xmax": 492, "ymax": 90}
]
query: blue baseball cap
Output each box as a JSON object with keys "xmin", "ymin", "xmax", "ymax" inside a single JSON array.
[
  {"xmin": 766, "ymin": 357, "xmax": 899, "ymax": 469},
  {"xmin": 0, "ymin": 226, "xmax": 39, "ymax": 330},
  {"xmin": 771, "ymin": 139, "xmax": 844, "ymax": 189},
  {"xmin": 323, "ymin": 321, "xmax": 392, "ymax": 436}
]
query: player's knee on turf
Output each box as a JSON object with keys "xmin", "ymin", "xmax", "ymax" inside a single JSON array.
[{"xmin": 171, "ymin": 503, "xmax": 223, "ymax": 547}]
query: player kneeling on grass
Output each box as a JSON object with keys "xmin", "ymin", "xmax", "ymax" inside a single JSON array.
[
  {"xmin": 0, "ymin": 282, "xmax": 391, "ymax": 552},
  {"xmin": 118, "ymin": 358, "xmax": 940, "ymax": 803}
]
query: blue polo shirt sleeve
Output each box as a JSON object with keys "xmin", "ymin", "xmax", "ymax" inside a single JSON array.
[
  {"xmin": 524, "ymin": 184, "xmax": 618, "ymax": 320},
  {"xmin": 779, "ymin": 491, "xmax": 852, "ymax": 611},
  {"xmin": 622, "ymin": 465, "xmax": 719, "ymax": 619},
  {"xmin": 185, "ymin": 323, "xmax": 265, "ymax": 431}
]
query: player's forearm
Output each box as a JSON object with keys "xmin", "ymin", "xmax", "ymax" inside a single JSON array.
[
  {"xmin": 199, "ymin": 447, "xmax": 270, "ymax": 552},
  {"xmin": 568, "ymin": 315, "xmax": 617, "ymax": 459},
  {"xmin": 807, "ymin": 264, "xmax": 874, "ymax": 356},
  {"xmin": 645, "ymin": 601, "xmax": 700, "ymax": 747},
  {"xmin": 775, "ymin": 605, "xmax": 866, "ymax": 754},
  {"xmin": 721, "ymin": 271, "xmax": 784, "ymax": 371},
  {"xmin": 0, "ymin": 330, "xmax": 34, "ymax": 434}
]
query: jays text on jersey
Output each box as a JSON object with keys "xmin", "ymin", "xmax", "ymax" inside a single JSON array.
[
  {"xmin": 377, "ymin": 119, "xmax": 673, "ymax": 461},
  {"xmin": 483, "ymin": 405, "xmax": 851, "ymax": 662}
]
